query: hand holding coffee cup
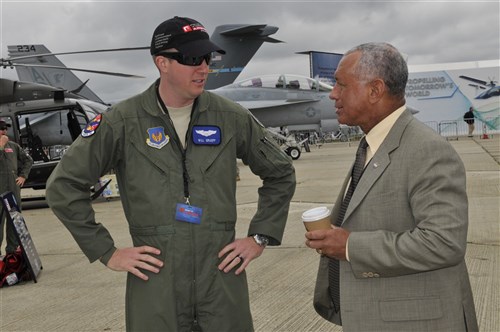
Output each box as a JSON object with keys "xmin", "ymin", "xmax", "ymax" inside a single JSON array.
[{"xmin": 302, "ymin": 206, "xmax": 332, "ymax": 231}]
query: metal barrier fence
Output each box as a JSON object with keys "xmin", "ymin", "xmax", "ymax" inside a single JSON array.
[
  {"xmin": 284, "ymin": 117, "xmax": 497, "ymax": 144},
  {"xmin": 424, "ymin": 117, "xmax": 498, "ymax": 139}
]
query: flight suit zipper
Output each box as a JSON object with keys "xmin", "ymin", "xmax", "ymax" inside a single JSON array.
[
  {"xmin": 157, "ymin": 88, "xmax": 203, "ymax": 330},
  {"xmin": 185, "ymin": 101, "xmax": 203, "ymax": 332}
]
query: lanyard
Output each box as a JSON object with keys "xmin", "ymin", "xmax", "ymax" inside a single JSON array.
[{"xmin": 155, "ymin": 85, "xmax": 197, "ymax": 204}]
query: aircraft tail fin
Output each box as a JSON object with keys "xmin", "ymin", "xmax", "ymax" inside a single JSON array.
[
  {"xmin": 7, "ymin": 45, "xmax": 104, "ymax": 103},
  {"xmin": 206, "ymin": 24, "xmax": 282, "ymax": 90}
]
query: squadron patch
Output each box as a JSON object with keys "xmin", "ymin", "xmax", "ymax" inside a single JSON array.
[
  {"xmin": 147, "ymin": 127, "xmax": 169, "ymax": 149},
  {"xmin": 82, "ymin": 114, "xmax": 102, "ymax": 137}
]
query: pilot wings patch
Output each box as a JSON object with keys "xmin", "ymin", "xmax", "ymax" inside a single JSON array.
[
  {"xmin": 195, "ymin": 129, "xmax": 217, "ymax": 137},
  {"xmin": 192, "ymin": 126, "xmax": 221, "ymax": 145}
]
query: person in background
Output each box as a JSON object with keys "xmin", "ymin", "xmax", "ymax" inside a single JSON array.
[
  {"xmin": 464, "ymin": 106, "xmax": 475, "ymax": 137},
  {"xmin": 0, "ymin": 119, "xmax": 33, "ymax": 256},
  {"xmin": 305, "ymin": 42, "xmax": 478, "ymax": 331},
  {"xmin": 46, "ymin": 16, "xmax": 295, "ymax": 332}
]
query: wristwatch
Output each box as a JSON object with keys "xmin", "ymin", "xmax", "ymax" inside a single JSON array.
[{"xmin": 252, "ymin": 234, "xmax": 269, "ymax": 247}]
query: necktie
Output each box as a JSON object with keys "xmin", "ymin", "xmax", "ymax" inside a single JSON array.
[{"xmin": 328, "ymin": 137, "xmax": 369, "ymax": 313}]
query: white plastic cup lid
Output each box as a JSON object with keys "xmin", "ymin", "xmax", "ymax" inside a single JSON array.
[{"xmin": 302, "ymin": 206, "xmax": 331, "ymax": 222}]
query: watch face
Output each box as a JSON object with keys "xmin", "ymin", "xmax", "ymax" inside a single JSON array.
[{"xmin": 254, "ymin": 234, "xmax": 269, "ymax": 246}]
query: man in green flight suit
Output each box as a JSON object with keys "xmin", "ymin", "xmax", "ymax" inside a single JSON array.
[
  {"xmin": 46, "ymin": 16, "xmax": 296, "ymax": 332},
  {"xmin": 0, "ymin": 119, "xmax": 33, "ymax": 256}
]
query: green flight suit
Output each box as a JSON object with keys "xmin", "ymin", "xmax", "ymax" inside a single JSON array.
[
  {"xmin": 46, "ymin": 81, "xmax": 296, "ymax": 332},
  {"xmin": 0, "ymin": 141, "xmax": 33, "ymax": 254}
]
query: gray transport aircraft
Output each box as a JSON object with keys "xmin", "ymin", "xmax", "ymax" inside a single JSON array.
[
  {"xmin": 6, "ymin": 24, "xmax": 282, "ymax": 100},
  {"xmin": 1, "ymin": 23, "xmax": 341, "ymax": 191},
  {"xmin": 7, "ymin": 24, "xmax": 339, "ymax": 134}
]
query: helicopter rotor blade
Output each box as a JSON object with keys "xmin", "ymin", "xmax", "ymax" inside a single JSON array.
[
  {"xmin": 5, "ymin": 46, "xmax": 150, "ymax": 62},
  {"xmin": 487, "ymin": 76, "xmax": 497, "ymax": 86},
  {"xmin": 459, "ymin": 75, "xmax": 488, "ymax": 86},
  {"xmin": 10, "ymin": 63, "xmax": 145, "ymax": 78},
  {"xmin": 468, "ymin": 83, "xmax": 486, "ymax": 90}
]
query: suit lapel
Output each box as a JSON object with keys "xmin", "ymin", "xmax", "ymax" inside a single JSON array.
[{"xmin": 341, "ymin": 109, "xmax": 413, "ymax": 225}]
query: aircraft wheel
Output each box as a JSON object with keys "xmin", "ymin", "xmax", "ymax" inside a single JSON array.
[{"xmin": 287, "ymin": 147, "xmax": 301, "ymax": 160}]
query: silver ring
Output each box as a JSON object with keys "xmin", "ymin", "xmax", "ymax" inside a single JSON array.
[{"xmin": 317, "ymin": 249, "xmax": 323, "ymax": 255}]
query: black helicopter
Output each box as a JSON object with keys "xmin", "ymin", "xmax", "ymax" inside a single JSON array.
[
  {"xmin": 459, "ymin": 75, "xmax": 500, "ymax": 100},
  {"xmin": 0, "ymin": 46, "xmax": 147, "ymax": 192},
  {"xmin": 0, "ymin": 78, "xmax": 109, "ymax": 191}
]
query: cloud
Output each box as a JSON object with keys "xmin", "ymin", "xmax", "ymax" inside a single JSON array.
[{"xmin": 1, "ymin": 1, "xmax": 498, "ymax": 102}]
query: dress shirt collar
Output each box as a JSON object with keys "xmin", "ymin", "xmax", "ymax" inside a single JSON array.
[{"xmin": 365, "ymin": 105, "xmax": 406, "ymax": 160}]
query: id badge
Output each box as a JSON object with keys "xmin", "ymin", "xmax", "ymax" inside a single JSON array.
[{"xmin": 175, "ymin": 203, "xmax": 203, "ymax": 224}]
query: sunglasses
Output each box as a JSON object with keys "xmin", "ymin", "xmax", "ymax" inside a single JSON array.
[
  {"xmin": 0, "ymin": 127, "xmax": 8, "ymax": 130},
  {"xmin": 159, "ymin": 52, "xmax": 212, "ymax": 66}
]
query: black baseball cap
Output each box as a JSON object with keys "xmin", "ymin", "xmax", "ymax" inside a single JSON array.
[
  {"xmin": 150, "ymin": 16, "xmax": 226, "ymax": 56},
  {"xmin": 0, "ymin": 120, "xmax": 11, "ymax": 129}
]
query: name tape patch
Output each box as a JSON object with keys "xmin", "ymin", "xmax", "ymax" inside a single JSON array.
[{"xmin": 192, "ymin": 126, "xmax": 221, "ymax": 145}]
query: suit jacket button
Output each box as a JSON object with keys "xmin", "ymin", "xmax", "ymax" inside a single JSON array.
[
  {"xmin": 362, "ymin": 272, "xmax": 369, "ymax": 278},
  {"xmin": 367, "ymin": 272, "xmax": 374, "ymax": 278},
  {"xmin": 373, "ymin": 273, "xmax": 380, "ymax": 278}
]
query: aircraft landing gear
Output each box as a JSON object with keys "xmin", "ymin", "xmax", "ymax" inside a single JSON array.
[{"xmin": 286, "ymin": 147, "xmax": 301, "ymax": 160}]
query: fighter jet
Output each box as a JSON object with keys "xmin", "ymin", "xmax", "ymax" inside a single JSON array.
[{"xmin": 214, "ymin": 74, "xmax": 337, "ymax": 133}]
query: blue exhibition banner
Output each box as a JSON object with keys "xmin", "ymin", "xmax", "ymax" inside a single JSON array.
[
  {"xmin": 308, "ymin": 51, "xmax": 499, "ymax": 132},
  {"xmin": 310, "ymin": 51, "xmax": 343, "ymax": 86}
]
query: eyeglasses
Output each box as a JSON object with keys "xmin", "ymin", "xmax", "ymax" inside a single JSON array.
[
  {"xmin": 158, "ymin": 52, "xmax": 211, "ymax": 66},
  {"xmin": 0, "ymin": 127, "xmax": 7, "ymax": 130}
]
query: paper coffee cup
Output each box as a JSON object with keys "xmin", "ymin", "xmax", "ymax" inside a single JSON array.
[{"xmin": 302, "ymin": 206, "xmax": 332, "ymax": 231}]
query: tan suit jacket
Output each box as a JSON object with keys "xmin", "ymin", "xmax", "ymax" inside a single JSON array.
[{"xmin": 314, "ymin": 109, "xmax": 478, "ymax": 331}]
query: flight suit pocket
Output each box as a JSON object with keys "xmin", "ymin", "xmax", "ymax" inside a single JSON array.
[
  {"xmin": 252, "ymin": 136, "xmax": 291, "ymax": 176},
  {"xmin": 211, "ymin": 221, "xmax": 237, "ymax": 265},
  {"xmin": 126, "ymin": 225, "xmax": 177, "ymax": 330},
  {"xmin": 129, "ymin": 225, "xmax": 176, "ymax": 262},
  {"xmin": 129, "ymin": 225, "xmax": 176, "ymax": 236},
  {"xmin": 211, "ymin": 221, "xmax": 236, "ymax": 249},
  {"xmin": 201, "ymin": 135, "xmax": 234, "ymax": 176},
  {"xmin": 210, "ymin": 221, "xmax": 236, "ymax": 232},
  {"xmin": 126, "ymin": 141, "xmax": 179, "ymax": 218},
  {"xmin": 129, "ymin": 140, "xmax": 172, "ymax": 176}
]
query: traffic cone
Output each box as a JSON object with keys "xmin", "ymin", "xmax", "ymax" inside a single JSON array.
[{"xmin": 481, "ymin": 123, "xmax": 489, "ymax": 139}]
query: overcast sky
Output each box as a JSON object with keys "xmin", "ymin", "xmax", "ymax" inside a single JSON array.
[{"xmin": 1, "ymin": 0, "xmax": 499, "ymax": 102}]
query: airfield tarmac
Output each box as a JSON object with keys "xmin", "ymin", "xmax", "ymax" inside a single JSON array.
[{"xmin": 1, "ymin": 135, "xmax": 499, "ymax": 332}]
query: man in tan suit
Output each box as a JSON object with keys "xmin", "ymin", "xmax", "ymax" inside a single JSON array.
[{"xmin": 305, "ymin": 43, "xmax": 478, "ymax": 331}]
